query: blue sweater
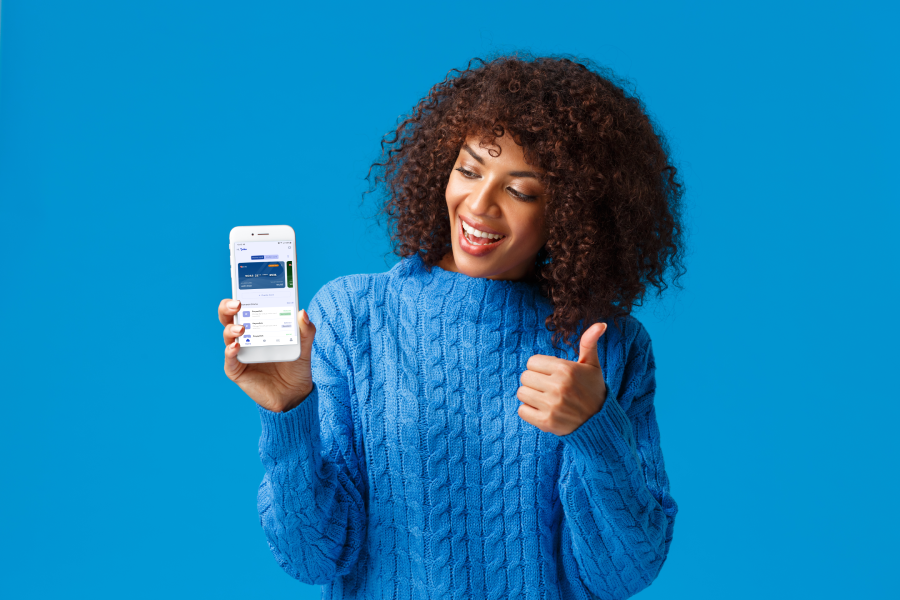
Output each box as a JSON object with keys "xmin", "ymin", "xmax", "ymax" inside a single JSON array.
[{"xmin": 257, "ymin": 253, "xmax": 678, "ymax": 600}]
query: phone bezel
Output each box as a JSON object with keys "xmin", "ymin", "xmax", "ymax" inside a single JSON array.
[{"xmin": 229, "ymin": 224, "xmax": 302, "ymax": 364}]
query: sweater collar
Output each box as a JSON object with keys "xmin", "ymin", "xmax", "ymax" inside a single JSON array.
[{"xmin": 401, "ymin": 252, "xmax": 550, "ymax": 310}]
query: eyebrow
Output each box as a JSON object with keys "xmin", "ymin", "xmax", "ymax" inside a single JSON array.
[
  {"xmin": 463, "ymin": 144, "xmax": 485, "ymax": 164},
  {"xmin": 462, "ymin": 144, "xmax": 540, "ymax": 179}
]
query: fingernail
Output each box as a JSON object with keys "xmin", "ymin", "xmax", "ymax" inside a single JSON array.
[
  {"xmin": 231, "ymin": 325, "xmax": 243, "ymax": 334},
  {"xmin": 227, "ymin": 300, "xmax": 239, "ymax": 309},
  {"xmin": 302, "ymin": 309, "xmax": 310, "ymax": 325},
  {"xmin": 231, "ymin": 340, "xmax": 238, "ymax": 348}
]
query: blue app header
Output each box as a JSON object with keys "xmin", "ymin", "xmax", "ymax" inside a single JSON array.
[{"xmin": 238, "ymin": 261, "xmax": 285, "ymax": 289}]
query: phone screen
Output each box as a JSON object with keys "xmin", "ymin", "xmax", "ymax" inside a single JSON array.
[{"xmin": 233, "ymin": 240, "xmax": 297, "ymax": 348}]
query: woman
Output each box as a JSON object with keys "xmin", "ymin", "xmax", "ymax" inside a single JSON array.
[{"xmin": 218, "ymin": 54, "xmax": 685, "ymax": 600}]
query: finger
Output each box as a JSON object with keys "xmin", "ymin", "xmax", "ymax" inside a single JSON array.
[
  {"xmin": 520, "ymin": 369, "xmax": 554, "ymax": 393},
  {"xmin": 516, "ymin": 385, "xmax": 549, "ymax": 411},
  {"xmin": 525, "ymin": 353, "xmax": 566, "ymax": 375},
  {"xmin": 517, "ymin": 402, "xmax": 543, "ymax": 430},
  {"xmin": 296, "ymin": 309, "xmax": 317, "ymax": 365},
  {"xmin": 224, "ymin": 339, "xmax": 245, "ymax": 380},
  {"xmin": 223, "ymin": 323, "xmax": 245, "ymax": 345},
  {"xmin": 219, "ymin": 298, "xmax": 242, "ymax": 327},
  {"xmin": 577, "ymin": 322, "xmax": 607, "ymax": 367}
]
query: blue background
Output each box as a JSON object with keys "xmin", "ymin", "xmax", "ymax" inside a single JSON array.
[{"xmin": 1, "ymin": 1, "xmax": 897, "ymax": 598}]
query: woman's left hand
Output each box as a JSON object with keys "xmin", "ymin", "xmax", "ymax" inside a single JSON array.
[{"xmin": 517, "ymin": 322, "xmax": 609, "ymax": 436}]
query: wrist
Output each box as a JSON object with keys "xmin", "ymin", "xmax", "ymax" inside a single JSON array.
[
  {"xmin": 277, "ymin": 384, "xmax": 314, "ymax": 413},
  {"xmin": 278, "ymin": 399, "xmax": 302, "ymax": 413}
]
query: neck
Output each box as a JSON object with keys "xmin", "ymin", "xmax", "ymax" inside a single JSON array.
[
  {"xmin": 436, "ymin": 251, "xmax": 458, "ymax": 274},
  {"xmin": 437, "ymin": 251, "xmax": 537, "ymax": 282}
]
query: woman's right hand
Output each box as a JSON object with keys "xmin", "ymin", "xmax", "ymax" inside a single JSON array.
[{"xmin": 219, "ymin": 299, "xmax": 317, "ymax": 413}]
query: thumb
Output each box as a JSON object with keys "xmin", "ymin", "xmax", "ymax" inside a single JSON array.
[
  {"xmin": 577, "ymin": 322, "xmax": 607, "ymax": 367},
  {"xmin": 297, "ymin": 308, "xmax": 317, "ymax": 370}
]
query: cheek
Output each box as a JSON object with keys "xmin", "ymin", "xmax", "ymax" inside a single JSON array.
[
  {"xmin": 445, "ymin": 181, "xmax": 464, "ymax": 214},
  {"xmin": 508, "ymin": 212, "xmax": 544, "ymax": 245}
]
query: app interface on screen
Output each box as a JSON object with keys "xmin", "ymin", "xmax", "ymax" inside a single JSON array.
[{"xmin": 233, "ymin": 240, "xmax": 296, "ymax": 348}]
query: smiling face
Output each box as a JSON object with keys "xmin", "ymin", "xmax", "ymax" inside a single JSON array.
[{"xmin": 438, "ymin": 133, "xmax": 548, "ymax": 281}]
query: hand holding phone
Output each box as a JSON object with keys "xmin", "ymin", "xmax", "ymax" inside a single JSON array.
[
  {"xmin": 222, "ymin": 225, "xmax": 312, "ymax": 412},
  {"xmin": 219, "ymin": 299, "xmax": 316, "ymax": 413}
]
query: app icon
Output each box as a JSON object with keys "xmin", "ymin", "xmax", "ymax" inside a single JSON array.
[{"xmin": 243, "ymin": 311, "xmax": 250, "ymax": 317}]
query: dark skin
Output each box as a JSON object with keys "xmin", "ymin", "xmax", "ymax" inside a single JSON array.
[
  {"xmin": 437, "ymin": 133, "xmax": 549, "ymax": 281},
  {"xmin": 219, "ymin": 134, "xmax": 608, "ymax": 431}
]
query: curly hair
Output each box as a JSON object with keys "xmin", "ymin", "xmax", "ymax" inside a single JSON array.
[{"xmin": 366, "ymin": 53, "xmax": 687, "ymax": 351}]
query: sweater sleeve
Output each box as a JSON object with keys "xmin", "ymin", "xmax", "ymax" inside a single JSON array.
[
  {"xmin": 556, "ymin": 323, "xmax": 678, "ymax": 599},
  {"xmin": 256, "ymin": 283, "xmax": 367, "ymax": 585}
]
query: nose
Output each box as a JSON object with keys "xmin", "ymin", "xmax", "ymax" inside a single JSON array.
[{"xmin": 466, "ymin": 178, "xmax": 502, "ymax": 219}]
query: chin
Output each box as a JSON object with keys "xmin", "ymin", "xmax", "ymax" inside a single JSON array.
[{"xmin": 454, "ymin": 251, "xmax": 506, "ymax": 279}]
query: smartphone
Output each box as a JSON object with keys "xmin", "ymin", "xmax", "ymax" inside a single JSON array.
[{"xmin": 229, "ymin": 225, "xmax": 301, "ymax": 363}]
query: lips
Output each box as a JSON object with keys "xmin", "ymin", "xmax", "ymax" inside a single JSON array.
[{"xmin": 458, "ymin": 216, "xmax": 506, "ymax": 257}]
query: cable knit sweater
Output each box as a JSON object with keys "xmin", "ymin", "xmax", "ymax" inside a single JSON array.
[{"xmin": 256, "ymin": 253, "xmax": 678, "ymax": 600}]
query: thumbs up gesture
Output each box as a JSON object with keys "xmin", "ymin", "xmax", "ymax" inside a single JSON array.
[{"xmin": 517, "ymin": 323, "xmax": 609, "ymax": 436}]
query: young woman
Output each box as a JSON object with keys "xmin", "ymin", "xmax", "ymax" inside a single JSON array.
[{"xmin": 218, "ymin": 54, "xmax": 685, "ymax": 600}]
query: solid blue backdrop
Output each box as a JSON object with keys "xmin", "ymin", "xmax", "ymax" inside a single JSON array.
[{"xmin": 1, "ymin": 1, "xmax": 897, "ymax": 598}]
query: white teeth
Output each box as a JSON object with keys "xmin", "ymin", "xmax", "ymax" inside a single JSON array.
[{"xmin": 462, "ymin": 220, "xmax": 504, "ymax": 240}]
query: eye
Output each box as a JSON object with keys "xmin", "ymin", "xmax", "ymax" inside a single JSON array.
[
  {"xmin": 507, "ymin": 187, "xmax": 538, "ymax": 202},
  {"xmin": 455, "ymin": 167, "xmax": 478, "ymax": 179}
]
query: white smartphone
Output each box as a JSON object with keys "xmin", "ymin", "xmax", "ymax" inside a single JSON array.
[{"xmin": 229, "ymin": 225, "xmax": 301, "ymax": 363}]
